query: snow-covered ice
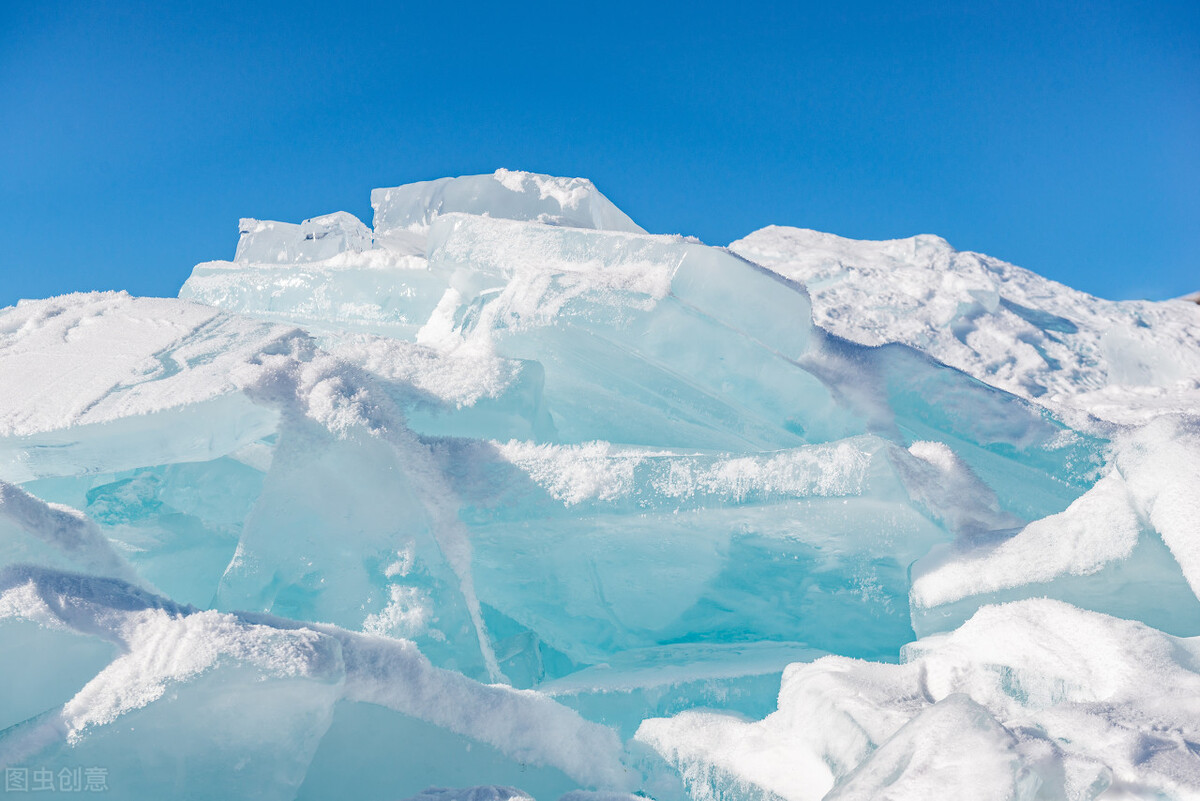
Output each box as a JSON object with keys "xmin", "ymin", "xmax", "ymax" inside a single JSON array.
[
  {"xmin": 638, "ymin": 600, "xmax": 1200, "ymax": 801},
  {"xmin": 730, "ymin": 226, "xmax": 1200, "ymax": 427},
  {"xmin": 0, "ymin": 169, "xmax": 1196, "ymax": 800}
]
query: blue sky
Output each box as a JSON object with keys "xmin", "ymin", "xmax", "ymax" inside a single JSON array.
[{"xmin": 1, "ymin": 0, "xmax": 1196, "ymax": 307}]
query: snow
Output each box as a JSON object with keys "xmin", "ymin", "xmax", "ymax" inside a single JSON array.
[
  {"xmin": 822, "ymin": 694, "xmax": 1031, "ymax": 801},
  {"xmin": 731, "ymin": 226, "xmax": 1200, "ymax": 426},
  {"xmin": 0, "ymin": 292, "xmax": 289, "ymax": 439},
  {"xmin": 637, "ymin": 599, "xmax": 1200, "ymax": 801},
  {"xmin": 1, "ymin": 170, "xmax": 1197, "ymax": 800},
  {"xmin": 400, "ymin": 788, "xmax": 534, "ymax": 801},
  {"xmin": 491, "ymin": 438, "xmax": 876, "ymax": 506},
  {"xmin": 0, "ymin": 480, "xmax": 140, "ymax": 584},
  {"xmin": 910, "ymin": 470, "xmax": 1141, "ymax": 609},
  {"xmin": 1112, "ymin": 415, "xmax": 1200, "ymax": 597}
]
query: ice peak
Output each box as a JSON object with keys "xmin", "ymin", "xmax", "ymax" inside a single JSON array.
[
  {"xmin": 371, "ymin": 170, "xmax": 645, "ymax": 236},
  {"xmin": 490, "ymin": 168, "xmax": 600, "ymax": 210},
  {"xmin": 235, "ymin": 210, "xmax": 373, "ymax": 264}
]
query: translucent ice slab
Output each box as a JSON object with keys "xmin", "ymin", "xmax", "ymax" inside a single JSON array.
[
  {"xmin": 235, "ymin": 212, "xmax": 375, "ymax": 264},
  {"xmin": 0, "ymin": 568, "xmax": 627, "ymax": 799}
]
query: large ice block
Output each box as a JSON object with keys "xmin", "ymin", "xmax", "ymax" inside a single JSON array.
[
  {"xmin": 371, "ymin": 170, "xmax": 645, "ymax": 236},
  {"xmin": 180, "ymin": 251, "xmax": 440, "ymax": 338},
  {"xmin": 235, "ymin": 212, "xmax": 375, "ymax": 264}
]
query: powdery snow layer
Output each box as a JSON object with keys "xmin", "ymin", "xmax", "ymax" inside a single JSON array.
[
  {"xmin": 1112, "ymin": 415, "xmax": 1200, "ymax": 598},
  {"xmin": 731, "ymin": 226, "xmax": 1200, "ymax": 426},
  {"xmin": 491, "ymin": 438, "xmax": 877, "ymax": 506},
  {"xmin": 1, "ymin": 170, "xmax": 1198, "ymax": 800}
]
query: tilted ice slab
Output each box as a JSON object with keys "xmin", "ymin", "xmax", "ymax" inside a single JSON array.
[
  {"xmin": 0, "ymin": 483, "xmax": 145, "ymax": 737},
  {"xmin": 0, "ymin": 292, "xmax": 503, "ymax": 679},
  {"xmin": 637, "ymin": 599, "xmax": 1200, "ymax": 801},
  {"xmin": 0, "ymin": 567, "xmax": 627, "ymax": 800},
  {"xmin": 183, "ymin": 207, "xmax": 441, "ymax": 336},
  {"xmin": 182, "ymin": 231, "xmax": 438, "ymax": 338},
  {"xmin": 0, "ymin": 479, "xmax": 139, "ymax": 586},
  {"xmin": 731, "ymin": 226, "xmax": 1200, "ymax": 425},
  {"xmin": 910, "ymin": 414, "xmax": 1200, "ymax": 638},
  {"xmin": 0, "ymin": 293, "xmax": 288, "ymax": 481}
]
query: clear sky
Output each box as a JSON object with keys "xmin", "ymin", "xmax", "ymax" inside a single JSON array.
[{"xmin": 1, "ymin": 0, "xmax": 1196, "ymax": 308}]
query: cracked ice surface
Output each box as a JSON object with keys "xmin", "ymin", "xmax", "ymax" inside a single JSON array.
[{"xmin": 1, "ymin": 170, "xmax": 1197, "ymax": 800}]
